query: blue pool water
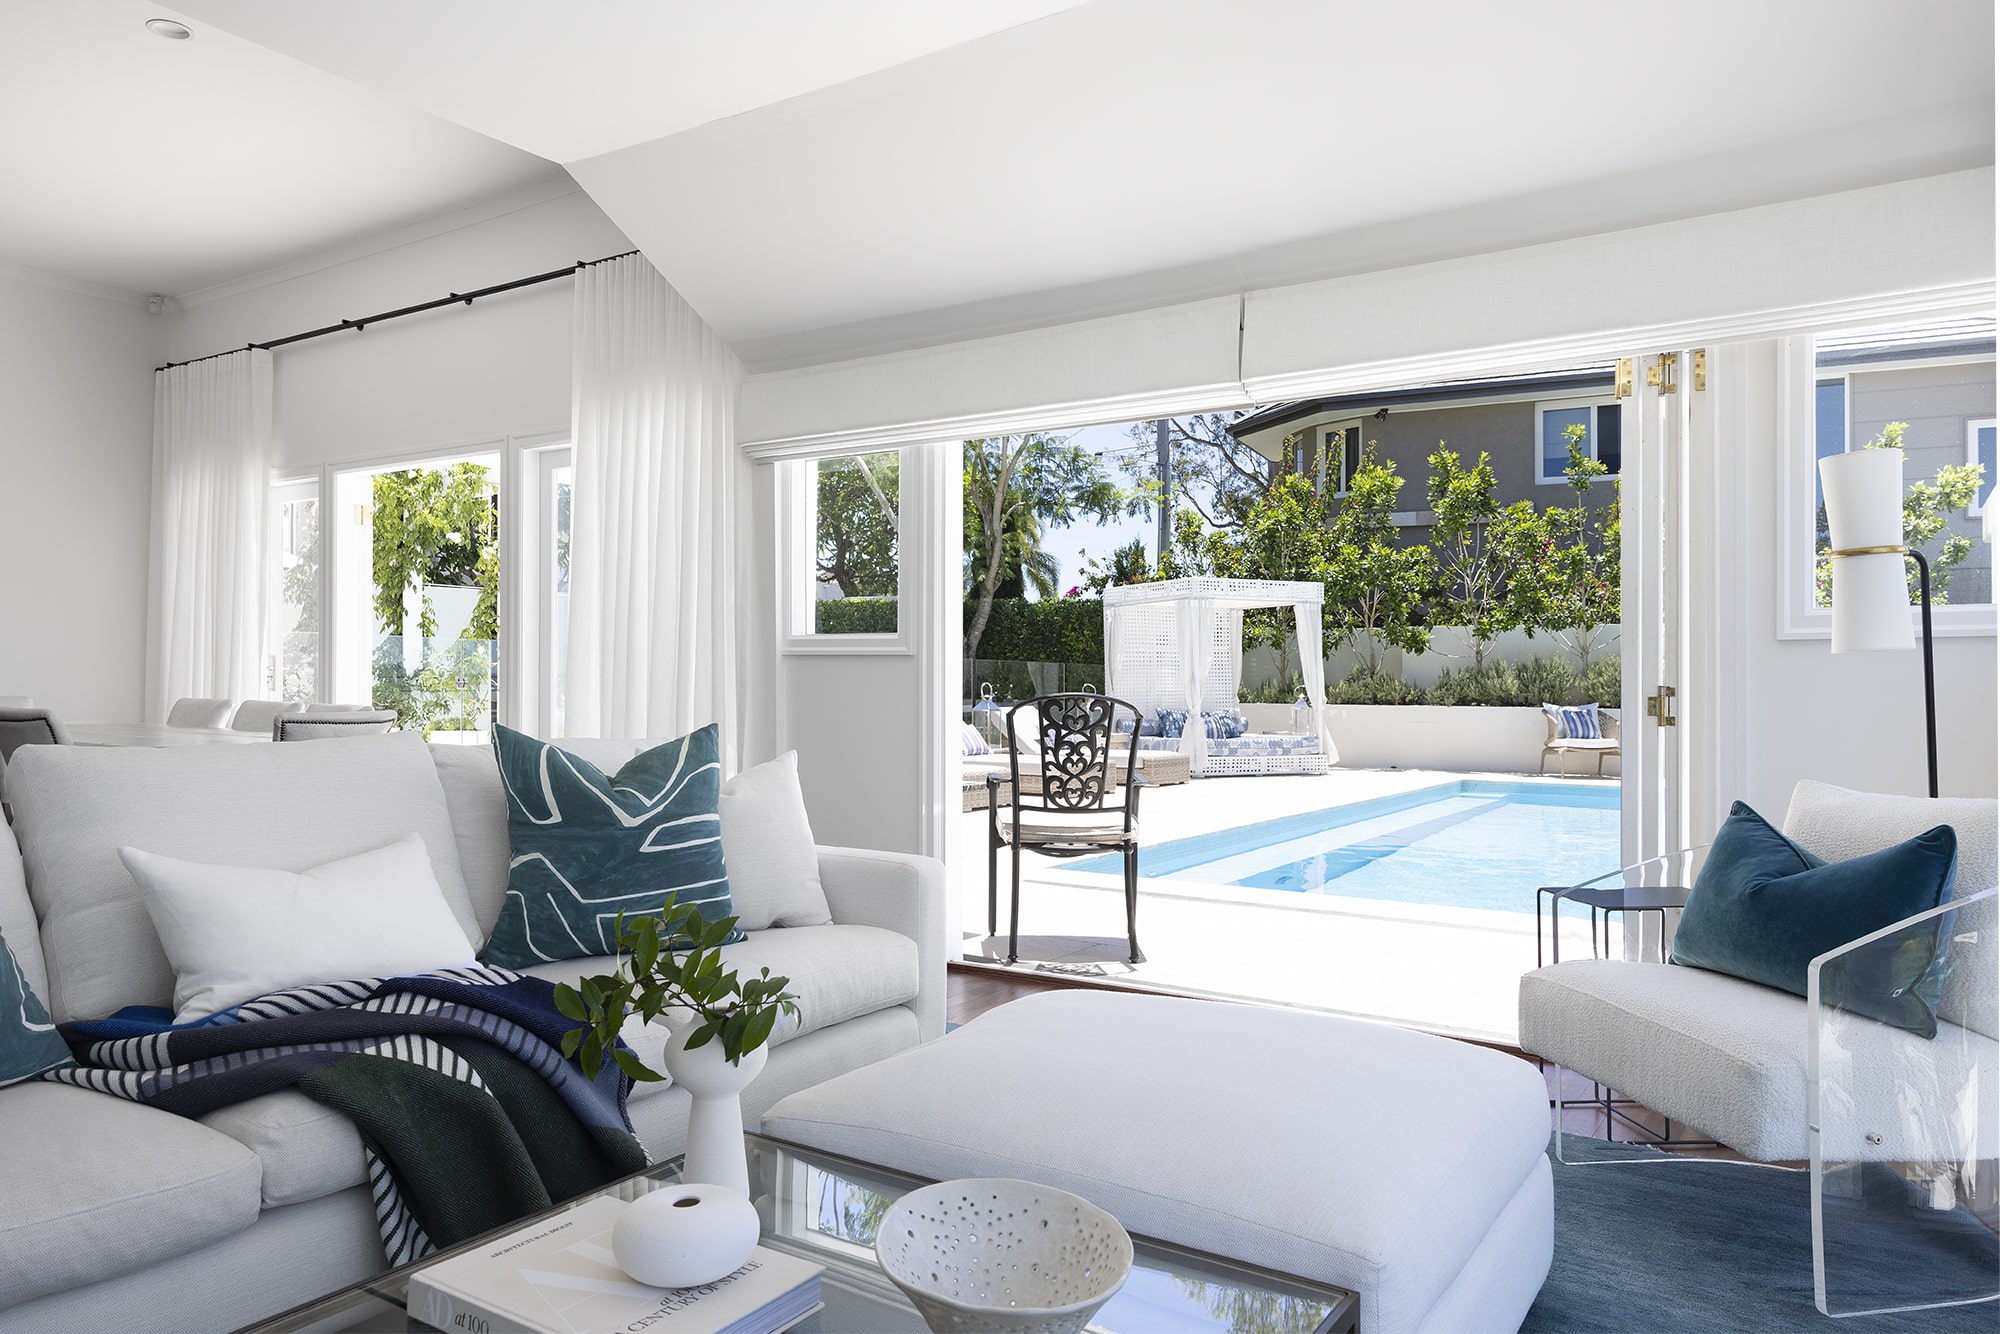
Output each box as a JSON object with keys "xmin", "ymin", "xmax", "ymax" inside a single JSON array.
[{"xmin": 1074, "ymin": 780, "xmax": 1619, "ymax": 915}]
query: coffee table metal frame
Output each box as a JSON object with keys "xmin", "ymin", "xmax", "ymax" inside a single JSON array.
[{"xmin": 245, "ymin": 1131, "xmax": 1360, "ymax": 1334}]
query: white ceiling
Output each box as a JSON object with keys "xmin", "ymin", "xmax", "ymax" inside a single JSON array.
[
  {"xmin": 168, "ymin": 0, "xmax": 1091, "ymax": 164},
  {"xmin": 559, "ymin": 0, "xmax": 1993, "ymax": 366},
  {"xmin": 0, "ymin": 0, "xmax": 561, "ymax": 298},
  {"xmin": 8, "ymin": 0, "xmax": 1990, "ymax": 363}
]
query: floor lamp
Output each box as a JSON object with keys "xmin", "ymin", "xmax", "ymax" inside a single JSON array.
[{"xmin": 1818, "ymin": 447, "xmax": 1938, "ymax": 798}]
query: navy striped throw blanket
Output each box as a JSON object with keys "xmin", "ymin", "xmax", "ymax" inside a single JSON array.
[{"xmin": 42, "ymin": 964, "xmax": 648, "ymax": 1264}]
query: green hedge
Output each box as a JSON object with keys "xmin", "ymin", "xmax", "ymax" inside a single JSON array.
[
  {"xmin": 814, "ymin": 597, "xmax": 899, "ymax": 634},
  {"xmin": 965, "ymin": 597, "xmax": 1104, "ymax": 665}
]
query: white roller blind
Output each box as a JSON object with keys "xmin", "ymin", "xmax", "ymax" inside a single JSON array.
[
  {"xmin": 738, "ymin": 296, "xmax": 1246, "ymax": 458},
  {"xmin": 1241, "ymin": 168, "xmax": 1995, "ymax": 402}
]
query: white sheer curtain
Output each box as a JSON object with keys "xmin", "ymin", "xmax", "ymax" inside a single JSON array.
[
  {"xmin": 143, "ymin": 349, "xmax": 272, "ymax": 724},
  {"xmin": 1176, "ymin": 598, "xmax": 1211, "ymax": 770},
  {"xmin": 566, "ymin": 254, "xmax": 747, "ymax": 765},
  {"xmin": 1295, "ymin": 600, "xmax": 1337, "ymax": 759}
]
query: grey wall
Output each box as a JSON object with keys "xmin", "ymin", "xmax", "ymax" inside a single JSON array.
[
  {"xmin": 1845, "ymin": 360, "xmax": 1994, "ymax": 603},
  {"xmin": 0, "ymin": 275, "xmax": 164, "ymax": 720}
]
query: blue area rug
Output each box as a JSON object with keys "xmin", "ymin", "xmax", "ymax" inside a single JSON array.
[{"xmin": 1526, "ymin": 1136, "xmax": 1997, "ymax": 1331}]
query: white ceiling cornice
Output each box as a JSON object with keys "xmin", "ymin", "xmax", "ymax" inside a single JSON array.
[
  {"xmin": 0, "ymin": 260, "xmax": 151, "ymax": 308},
  {"xmin": 174, "ymin": 173, "xmax": 584, "ymax": 307}
]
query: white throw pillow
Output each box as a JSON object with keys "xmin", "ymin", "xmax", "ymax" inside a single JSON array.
[
  {"xmin": 719, "ymin": 752, "xmax": 832, "ymax": 931},
  {"xmin": 120, "ymin": 834, "xmax": 477, "ymax": 1023}
]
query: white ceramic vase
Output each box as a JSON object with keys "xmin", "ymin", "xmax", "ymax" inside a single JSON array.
[
  {"xmin": 612, "ymin": 1182, "xmax": 761, "ymax": 1288},
  {"xmin": 659, "ymin": 1021, "xmax": 766, "ymax": 1198}
]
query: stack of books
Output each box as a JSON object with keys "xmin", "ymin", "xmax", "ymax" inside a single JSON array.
[{"xmin": 410, "ymin": 1197, "xmax": 823, "ymax": 1334}]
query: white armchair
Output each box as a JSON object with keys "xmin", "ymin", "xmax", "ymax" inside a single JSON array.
[{"xmin": 1520, "ymin": 780, "xmax": 1997, "ymax": 1317}]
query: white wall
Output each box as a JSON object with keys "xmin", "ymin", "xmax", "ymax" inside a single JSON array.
[
  {"xmin": 0, "ymin": 274, "xmax": 164, "ymax": 720},
  {"xmin": 168, "ymin": 187, "xmax": 630, "ymax": 469},
  {"xmin": 1732, "ymin": 339, "xmax": 1998, "ymax": 811}
]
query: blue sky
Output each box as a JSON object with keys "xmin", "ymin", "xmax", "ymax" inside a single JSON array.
[{"xmin": 1038, "ymin": 420, "xmax": 1170, "ymax": 596}]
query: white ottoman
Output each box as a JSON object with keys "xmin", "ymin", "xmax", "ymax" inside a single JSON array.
[{"xmin": 760, "ymin": 991, "xmax": 1552, "ymax": 1334}]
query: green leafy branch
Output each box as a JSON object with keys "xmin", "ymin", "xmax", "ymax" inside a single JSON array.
[{"xmin": 552, "ymin": 899, "xmax": 800, "ymax": 1083}]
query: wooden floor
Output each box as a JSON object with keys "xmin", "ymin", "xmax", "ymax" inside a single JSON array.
[{"xmin": 945, "ymin": 962, "xmax": 1751, "ymax": 1162}]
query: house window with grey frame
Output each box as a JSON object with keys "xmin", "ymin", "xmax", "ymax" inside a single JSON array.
[{"xmin": 1534, "ymin": 400, "xmax": 1621, "ymax": 484}]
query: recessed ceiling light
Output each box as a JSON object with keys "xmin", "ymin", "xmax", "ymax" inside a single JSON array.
[{"xmin": 145, "ymin": 18, "xmax": 192, "ymax": 40}]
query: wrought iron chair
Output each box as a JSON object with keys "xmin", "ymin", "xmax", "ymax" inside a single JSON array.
[{"xmin": 986, "ymin": 693, "xmax": 1145, "ymax": 965}]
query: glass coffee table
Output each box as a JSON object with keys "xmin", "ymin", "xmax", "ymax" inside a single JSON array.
[{"xmin": 248, "ymin": 1132, "xmax": 1359, "ymax": 1334}]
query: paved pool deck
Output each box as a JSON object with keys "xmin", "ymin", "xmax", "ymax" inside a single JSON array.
[{"xmin": 948, "ymin": 766, "xmax": 1623, "ymax": 1045}]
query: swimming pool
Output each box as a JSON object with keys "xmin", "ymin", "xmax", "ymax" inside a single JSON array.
[{"xmin": 1074, "ymin": 780, "xmax": 1620, "ymax": 915}]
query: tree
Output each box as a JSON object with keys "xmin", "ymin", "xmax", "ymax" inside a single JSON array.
[
  {"xmin": 371, "ymin": 463, "xmax": 498, "ymax": 641},
  {"xmin": 1425, "ymin": 444, "xmax": 1535, "ymax": 669},
  {"xmin": 1813, "ymin": 421, "xmax": 1984, "ymax": 606},
  {"xmin": 1119, "ymin": 412, "xmax": 1267, "ymax": 529},
  {"xmin": 963, "ymin": 433, "xmax": 1128, "ymax": 659},
  {"xmin": 1514, "ymin": 428, "xmax": 1621, "ymax": 678},
  {"xmin": 1081, "ymin": 536, "xmax": 1153, "ymax": 593},
  {"xmin": 1323, "ymin": 447, "xmax": 1434, "ymax": 674},
  {"xmin": 815, "ymin": 452, "xmax": 899, "ymax": 596}
]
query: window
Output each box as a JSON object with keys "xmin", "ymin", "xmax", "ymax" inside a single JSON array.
[
  {"xmin": 1318, "ymin": 422, "xmax": 1363, "ymax": 494},
  {"xmin": 786, "ymin": 450, "xmax": 904, "ymax": 643},
  {"xmin": 266, "ymin": 479, "xmax": 321, "ymax": 704},
  {"xmin": 1969, "ymin": 418, "xmax": 1997, "ymax": 516},
  {"xmin": 1535, "ymin": 400, "xmax": 1621, "ymax": 483},
  {"xmin": 1813, "ymin": 377, "xmax": 1848, "ymax": 518}
]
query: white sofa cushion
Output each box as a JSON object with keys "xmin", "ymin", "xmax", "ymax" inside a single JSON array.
[
  {"xmin": 761, "ymin": 990, "xmax": 1551, "ymax": 1334},
  {"xmin": 1783, "ymin": 780, "xmax": 1997, "ymax": 1038},
  {"xmin": 1519, "ymin": 958, "xmax": 1999, "ymax": 1162},
  {"xmin": 7, "ymin": 734, "xmax": 478, "ymax": 1024},
  {"xmin": 0, "ymin": 1082, "xmax": 263, "ymax": 1310},
  {"xmin": 201, "ymin": 1091, "xmax": 366, "ymax": 1209},
  {"xmin": 719, "ymin": 752, "xmax": 832, "ymax": 929},
  {"xmin": 121, "ymin": 835, "xmax": 476, "ymax": 1022}
]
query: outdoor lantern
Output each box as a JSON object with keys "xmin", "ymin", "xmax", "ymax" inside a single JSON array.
[
  {"xmin": 1292, "ymin": 689, "xmax": 1312, "ymax": 736},
  {"xmin": 972, "ymin": 682, "xmax": 1004, "ymax": 748},
  {"xmin": 1817, "ymin": 446, "xmax": 1936, "ymax": 796}
]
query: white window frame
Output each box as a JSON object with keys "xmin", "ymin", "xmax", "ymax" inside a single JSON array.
[
  {"xmin": 1320, "ymin": 420, "xmax": 1362, "ymax": 496},
  {"xmin": 498, "ymin": 433, "xmax": 571, "ymax": 734},
  {"xmin": 1776, "ymin": 336, "xmax": 1995, "ymax": 638},
  {"xmin": 1533, "ymin": 397, "xmax": 1621, "ymax": 485},
  {"xmin": 1968, "ymin": 417, "xmax": 1997, "ymax": 517},
  {"xmin": 779, "ymin": 450, "xmax": 912, "ymax": 656}
]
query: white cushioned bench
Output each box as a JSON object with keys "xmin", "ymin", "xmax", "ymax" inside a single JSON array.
[{"xmin": 760, "ymin": 990, "xmax": 1553, "ymax": 1333}]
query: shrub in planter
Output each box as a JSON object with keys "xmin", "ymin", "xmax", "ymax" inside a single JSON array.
[
  {"xmin": 815, "ymin": 597, "xmax": 898, "ymax": 635},
  {"xmin": 1329, "ymin": 666, "xmax": 1425, "ymax": 705}
]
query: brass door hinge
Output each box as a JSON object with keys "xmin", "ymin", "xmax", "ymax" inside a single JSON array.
[
  {"xmin": 1645, "ymin": 353, "xmax": 1677, "ymax": 395},
  {"xmin": 1614, "ymin": 358, "xmax": 1634, "ymax": 398},
  {"xmin": 1644, "ymin": 685, "xmax": 1678, "ymax": 727},
  {"xmin": 1692, "ymin": 348, "xmax": 1707, "ymax": 391}
]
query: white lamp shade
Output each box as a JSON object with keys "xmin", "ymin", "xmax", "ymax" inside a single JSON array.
[
  {"xmin": 1818, "ymin": 448, "xmax": 1912, "ymax": 653},
  {"xmin": 1819, "ymin": 448, "xmax": 1906, "ymax": 550},
  {"xmin": 1828, "ymin": 552, "xmax": 1915, "ymax": 651}
]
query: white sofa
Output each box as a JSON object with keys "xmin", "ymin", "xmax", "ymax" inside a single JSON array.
[{"xmin": 0, "ymin": 733, "xmax": 946, "ymax": 1333}]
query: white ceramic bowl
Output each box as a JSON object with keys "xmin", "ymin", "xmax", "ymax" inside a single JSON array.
[{"xmin": 875, "ymin": 1178, "xmax": 1133, "ymax": 1334}]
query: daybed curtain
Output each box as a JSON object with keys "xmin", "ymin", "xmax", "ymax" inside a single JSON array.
[
  {"xmin": 1176, "ymin": 598, "xmax": 1211, "ymax": 770},
  {"xmin": 566, "ymin": 254, "xmax": 747, "ymax": 766},
  {"xmin": 1295, "ymin": 601, "xmax": 1337, "ymax": 760},
  {"xmin": 143, "ymin": 349, "xmax": 272, "ymax": 725}
]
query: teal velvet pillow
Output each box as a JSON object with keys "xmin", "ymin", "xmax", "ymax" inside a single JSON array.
[
  {"xmin": 0, "ymin": 932, "xmax": 72, "ymax": 1086},
  {"xmin": 482, "ymin": 724, "xmax": 743, "ymax": 969},
  {"xmin": 1671, "ymin": 802, "xmax": 1958, "ymax": 1037}
]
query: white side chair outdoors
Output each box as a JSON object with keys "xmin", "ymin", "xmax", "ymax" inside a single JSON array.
[
  {"xmin": 165, "ymin": 697, "xmax": 234, "ymax": 729},
  {"xmin": 274, "ymin": 710, "xmax": 397, "ymax": 741},
  {"xmin": 228, "ymin": 700, "xmax": 301, "ymax": 734},
  {"xmin": 1520, "ymin": 780, "xmax": 1998, "ymax": 1318}
]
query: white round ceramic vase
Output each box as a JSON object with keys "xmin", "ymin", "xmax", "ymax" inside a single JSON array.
[
  {"xmin": 875, "ymin": 1178, "xmax": 1133, "ymax": 1334},
  {"xmin": 658, "ymin": 1022, "xmax": 767, "ymax": 1198},
  {"xmin": 611, "ymin": 1183, "xmax": 761, "ymax": 1288}
]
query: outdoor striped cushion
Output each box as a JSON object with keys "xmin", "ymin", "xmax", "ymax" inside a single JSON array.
[{"xmin": 1543, "ymin": 702, "xmax": 1601, "ymax": 740}]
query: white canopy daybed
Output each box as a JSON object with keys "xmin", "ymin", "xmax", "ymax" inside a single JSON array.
[{"xmin": 1102, "ymin": 577, "xmax": 1336, "ymax": 777}]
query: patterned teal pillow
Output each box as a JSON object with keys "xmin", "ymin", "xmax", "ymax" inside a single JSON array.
[
  {"xmin": 1, "ymin": 933, "xmax": 72, "ymax": 1087},
  {"xmin": 483, "ymin": 725, "xmax": 742, "ymax": 968}
]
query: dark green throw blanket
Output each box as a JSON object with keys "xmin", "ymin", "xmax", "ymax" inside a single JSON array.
[{"xmin": 43, "ymin": 965, "xmax": 648, "ymax": 1262}]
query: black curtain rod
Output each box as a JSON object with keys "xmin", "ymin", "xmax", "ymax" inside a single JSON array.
[{"xmin": 156, "ymin": 248, "xmax": 640, "ymax": 372}]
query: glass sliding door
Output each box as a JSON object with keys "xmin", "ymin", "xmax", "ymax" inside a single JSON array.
[{"xmin": 266, "ymin": 478, "xmax": 322, "ymax": 705}]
